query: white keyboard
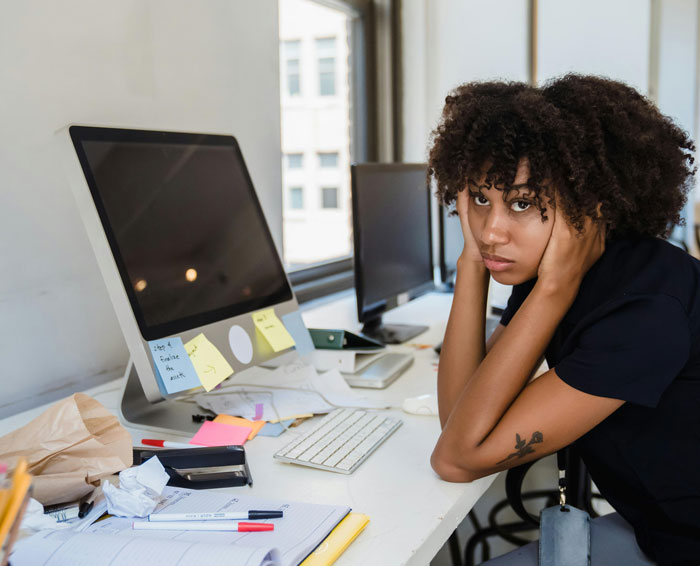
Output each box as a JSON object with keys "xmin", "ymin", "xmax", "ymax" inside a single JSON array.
[{"xmin": 273, "ymin": 408, "xmax": 402, "ymax": 474}]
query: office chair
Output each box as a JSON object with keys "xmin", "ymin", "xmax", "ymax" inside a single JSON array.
[{"xmin": 452, "ymin": 447, "xmax": 605, "ymax": 566}]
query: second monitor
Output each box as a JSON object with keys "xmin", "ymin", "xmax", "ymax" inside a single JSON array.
[{"xmin": 351, "ymin": 163, "xmax": 434, "ymax": 344}]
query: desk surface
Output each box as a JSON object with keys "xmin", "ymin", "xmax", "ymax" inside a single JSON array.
[{"xmin": 1, "ymin": 292, "xmax": 497, "ymax": 566}]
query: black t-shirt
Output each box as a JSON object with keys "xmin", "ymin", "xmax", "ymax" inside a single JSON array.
[{"xmin": 500, "ymin": 237, "xmax": 700, "ymax": 565}]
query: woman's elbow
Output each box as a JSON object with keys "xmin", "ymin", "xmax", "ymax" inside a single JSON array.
[{"xmin": 430, "ymin": 446, "xmax": 481, "ymax": 483}]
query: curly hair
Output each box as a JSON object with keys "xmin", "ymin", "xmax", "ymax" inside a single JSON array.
[{"xmin": 427, "ymin": 74, "xmax": 696, "ymax": 238}]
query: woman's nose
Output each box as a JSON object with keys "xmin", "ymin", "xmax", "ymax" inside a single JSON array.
[{"xmin": 480, "ymin": 209, "xmax": 509, "ymax": 246}]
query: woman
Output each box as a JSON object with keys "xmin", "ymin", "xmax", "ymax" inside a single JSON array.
[{"xmin": 428, "ymin": 75, "xmax": 700, "ymax": 565}]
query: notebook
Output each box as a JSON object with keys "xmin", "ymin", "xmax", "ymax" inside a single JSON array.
[{"xmin": 10, "ymin": 487, "xmax": 350, "ymax": 566}]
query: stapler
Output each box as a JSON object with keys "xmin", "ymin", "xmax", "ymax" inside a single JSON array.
[{"xmin": 132, "ymin": 445, "xmax": 252, "ymax": 489}]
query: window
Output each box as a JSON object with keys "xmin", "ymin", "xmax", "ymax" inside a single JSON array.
[
  {"xmin": 321, "ymin": 187, "xmax": 339, "ymax": 209},
  {"xmin": 279, "ymin": 1, "xmax": 357, "ymax": 268},
  {"xmin": 318, "ymin": 152, "xmax": 339, "ymax": 168},
  {"xmin": 316, "ymin": 37, "xmax": 336, "ymax": 96},
  {"xmin": 286, "ymin": 153, "xmax": 303, "ymax": 169},
  {"xmin": 290, "ymin": 187, "xmax": 304, "ymax": 209},
  {"xmin": 283, "ymin": 40, "xmax": 301, "ymax": 96}
]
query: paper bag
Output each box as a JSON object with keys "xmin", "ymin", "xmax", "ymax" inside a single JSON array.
[{"xmin": 0, "ymin": 393, "xmax": 132, "ymax": 505}]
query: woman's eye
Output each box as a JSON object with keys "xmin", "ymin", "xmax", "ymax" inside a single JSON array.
[
  {"xmin": 511, "ymin": 200, "xmax": 531, "ymax": 212},
  {"xmin": 472, "ymin": 195, "xmax": 489, "ymax": 206}
]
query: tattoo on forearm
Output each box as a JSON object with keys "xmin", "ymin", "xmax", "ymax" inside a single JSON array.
[{"xmin": 496, "ymin": 431, "xmax": 544, "ymax": 464}]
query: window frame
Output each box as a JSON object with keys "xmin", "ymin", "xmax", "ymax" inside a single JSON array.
[{"xmin": 282, "ymin": 0, "xmax": 400, "ymax": 303}]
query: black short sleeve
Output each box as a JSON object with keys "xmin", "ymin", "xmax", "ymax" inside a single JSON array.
[
  {"xmin": 499, "ymin": 279, "xmax": 536, "ymax": 326},
  {"xmin": 555, "ymin": 294, "xmax": 691, "ymax": 408}
]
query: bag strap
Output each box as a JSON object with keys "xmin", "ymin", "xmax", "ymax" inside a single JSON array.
[{"xmin": 557, "ymin": 448, "xmax": 568, "ymax": 508}]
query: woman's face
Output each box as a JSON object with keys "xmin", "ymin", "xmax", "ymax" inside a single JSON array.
[{"xmin": 466, "ymin": 160, "xmax": 554, "ymax": 285}]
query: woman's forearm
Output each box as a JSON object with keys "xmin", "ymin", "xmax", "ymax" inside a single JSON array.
[
  {"xmin": 437, "ymin": 256, "xmax": 489, "ymax": 427},
  {"xmin": 438, "ymin": 281, "xmax": 576, "ymax": 457}
]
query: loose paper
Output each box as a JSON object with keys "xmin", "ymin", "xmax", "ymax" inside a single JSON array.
[
  {"xmin": 189, "ymin": 420, "xmax": 251, "ymax": 447},
  {"xmin": 280, "ymin": 311, "xmax": 315, "ymax": 356},
  {"xmin": 195, "ymin": 387, "xmax": 334, "ymax": 422},
  {"xmin": 149, "ymin": 337, "xmax": 202, "ymax": 394},
  {"xmin": 252, "ymin": 308, "xmax": 295, "ymax": 352},
  {"xmin": 213, "ymin": 414, "xmax": 266, "ymax": 440},
  {"xmin": 185, "ymin": 333, "xmax": 234, "ymax": 391}
]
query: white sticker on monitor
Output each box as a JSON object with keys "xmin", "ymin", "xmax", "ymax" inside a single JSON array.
[
  {"xmin": 397, "ymin": 292, "xmax": 410, "ymax": 306},
  {"xmin": 228, "ymin": 325, "xmax": 253, "ymax": 364}
]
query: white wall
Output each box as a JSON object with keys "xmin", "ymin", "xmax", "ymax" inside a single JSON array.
[
  {"xmin": 537, "ymin": 0, "xmax": 650, "ymax": 91},
  {"xmin": 0, "ymin": 1, "xmax": 283, "ymax": 415},
  {"xmin": 402, "ymin": 0, "xmax": 530, "ymax": 163}
]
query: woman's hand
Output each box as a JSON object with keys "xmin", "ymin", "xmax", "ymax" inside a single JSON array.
[
  {"xmin": 537, "ymin": 198, "xmax": 606, "ymax": 295},
  {"xmin": 455, "ymin": 189, "xmax": 485, "ymax": 268}
]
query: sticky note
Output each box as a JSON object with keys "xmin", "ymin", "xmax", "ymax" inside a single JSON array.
[
  {"xmin": 189, "ymin": 421, "xmax": 252, "ymax": 447},
  {"xmin": 213, "ymin": 414, "xmax": 266, "ymax": 440},
  {"xmin": 258, "ymin": 419, "xmax": 295, "ymax": 437},
  {"xmin": 148, "ymin": 337, "xmax": 202, "ymax": 394},
  {"xmin": 184, "ymin": 333, "xmax": 234, "ymax": 391},
  {"xmin": 281, "ymin": 311, "xmax": 315, "ymax": 356},
  {"xmin": 252, "ymin": 308, "xmax": 296, "ymax": 352}
]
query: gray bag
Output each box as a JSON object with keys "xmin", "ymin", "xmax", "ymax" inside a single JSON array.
[{"xmin": 538, "ymin": 450, "xmax": 591, "ymax": 566}]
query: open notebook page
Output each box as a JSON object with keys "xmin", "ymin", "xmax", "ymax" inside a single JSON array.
[
  {"xmin": 11, "ymin": 529, "xmax": 280, "ymax": 566},
  {"xmin": 84, "ymin": 487, "xmax": 349, "ymax": 566}
]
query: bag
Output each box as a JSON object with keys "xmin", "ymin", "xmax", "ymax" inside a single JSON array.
[
  {"xmin": 538, "ymin": 450, "xmax": 591, "ymax": 566},
  {"xmin": 0, "ymin": 393, "xmax": 132, "ymax": 505}
]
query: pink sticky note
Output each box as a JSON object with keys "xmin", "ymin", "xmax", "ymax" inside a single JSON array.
[{"xmin": 189, "ymin": 421, "xmax": 252, "ymax": 447}]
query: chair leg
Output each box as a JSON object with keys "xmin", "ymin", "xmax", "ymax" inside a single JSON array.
[{"xmin": 448, "ymin": 529, "xmax": 463, "ymax": 566}]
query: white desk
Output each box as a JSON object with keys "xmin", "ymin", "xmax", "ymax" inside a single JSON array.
[{"xmin": 2, "ymin": 292, "xmax": 497, "ymax": 566}]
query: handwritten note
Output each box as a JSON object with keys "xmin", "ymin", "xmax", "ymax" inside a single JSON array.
[
  {"xmin": 184, "ymin": 333, "xmax": 234, "ymax": 391},
  {"xmin": 252, "ymin": 308, "xmax": 295, "ymax": 352},
  {"xmin": 189, "ymin": 420, "xmax": 251, "ymax": 447},
  {"xmin": 148, "ymin": 338, "xmax": 202, "ymax": 394},
  {"xmin": 213, "ymin": 414, "xmax": 266, "ymax": 440}
]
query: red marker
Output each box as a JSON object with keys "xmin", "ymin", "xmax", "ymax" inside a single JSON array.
[
  {"xmin": 141, "ymin": 439, "xmax": 194, "ymax": 449},
  {"xmin": 132, "ymin": 521, "xmax": 274, "ymax": 532}
]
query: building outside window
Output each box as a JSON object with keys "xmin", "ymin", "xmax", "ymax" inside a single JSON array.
[
  {"xmin": 279, "ymin": 0, "xmax": 353, "ymax": 269},
  {"xmin": 282, "ymin": 40, "xmax": 301, "ymax": 96},
  {"xmin": 321, "ymin": 187, "xmax": 338, "ymax": 209},
  {"xmin": 286, "ymin": 153, "xmax": 303, "ymax": 169},
  {"xmin": 290, "ymin": 187, "xmax": 304, "ymax": 209},
  {"xmin": 318, "ymin": 152, "xmax": 339, "ymax": 168},
  {"xmin": 316, "ymin": 37, "xmax": 336, "ymax": 96}
]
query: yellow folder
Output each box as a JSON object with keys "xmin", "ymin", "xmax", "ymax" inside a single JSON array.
[{"xmin": 300, "ymin": 512, "xmax": 370, "ymax": 566}]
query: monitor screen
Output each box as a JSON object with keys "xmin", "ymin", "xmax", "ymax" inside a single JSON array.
[
  {"xmin": 351, "ymin": 163, "xmax": 433, "ymax": 320},
  {"xmin": 69, "ymin": 127, "xmax": 292, "ymax": 341},
  {"xmin": 439, "ymin": 203, "xmax": 464, "ymax": 282}
]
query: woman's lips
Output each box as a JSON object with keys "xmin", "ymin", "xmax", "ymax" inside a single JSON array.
[{"xmin": 481, "ymin": 253, "xmax": 514, "ymax": 272}]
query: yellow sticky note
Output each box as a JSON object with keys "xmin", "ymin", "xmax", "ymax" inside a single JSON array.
[
  {"xmin": 213, "ymin": 415, "xmax": 266, "ymax": 440},
  {"xmin": 252, "ymin": 308, "xmax": 295, "ymax": 352},
  {"xmin": 184, "ymin": 333, "xmax": 234, "ymax": 391}
]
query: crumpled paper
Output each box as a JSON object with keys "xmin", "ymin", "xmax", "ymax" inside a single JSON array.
[
  {"xmin": 0, "ymin": 393, "xmax": 132, "ymax": 505},
  {"xmin": 102, "ymin": 456, "xmax": 169, "ymax": 517},
  {"xmin": 20, "ymin": 498, "xmax": 72, "ymax": 532}
]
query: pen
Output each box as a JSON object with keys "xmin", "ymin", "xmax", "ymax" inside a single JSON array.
[
  {"xmin": 141, "ymin": 439, "xmax": 195, "ymax": 449},
  {"xmin": 78, "ymin": 485, "xmax": 102, "ymax": 518},
  {"xmin": 148, "ymin": 510, "xmax": 284, "ymax": 521},
  {"xmin": 132, "ymin": 521, "xmax": 274, "ymax": 532}
]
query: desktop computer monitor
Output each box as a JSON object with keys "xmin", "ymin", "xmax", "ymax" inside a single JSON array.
[
  {"xmin": 59, "ymin": 126, "xmax": 300, "ymax": 434},
  {"xmin": 351, "ymin": 163, "xmax": 434, "ymax": 344},
  {"xmin": 438, "ymin": 202, "xmax": 464, "ymax": 286}
]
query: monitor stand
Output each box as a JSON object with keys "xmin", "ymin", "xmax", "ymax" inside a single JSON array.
[
  {"xmin": 360, "ymin": 316, "xmax": 428, "ymax": 345},
  {"xmin": 119, "ymin": 360, "xmax": 211, "ymax": 436}
]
